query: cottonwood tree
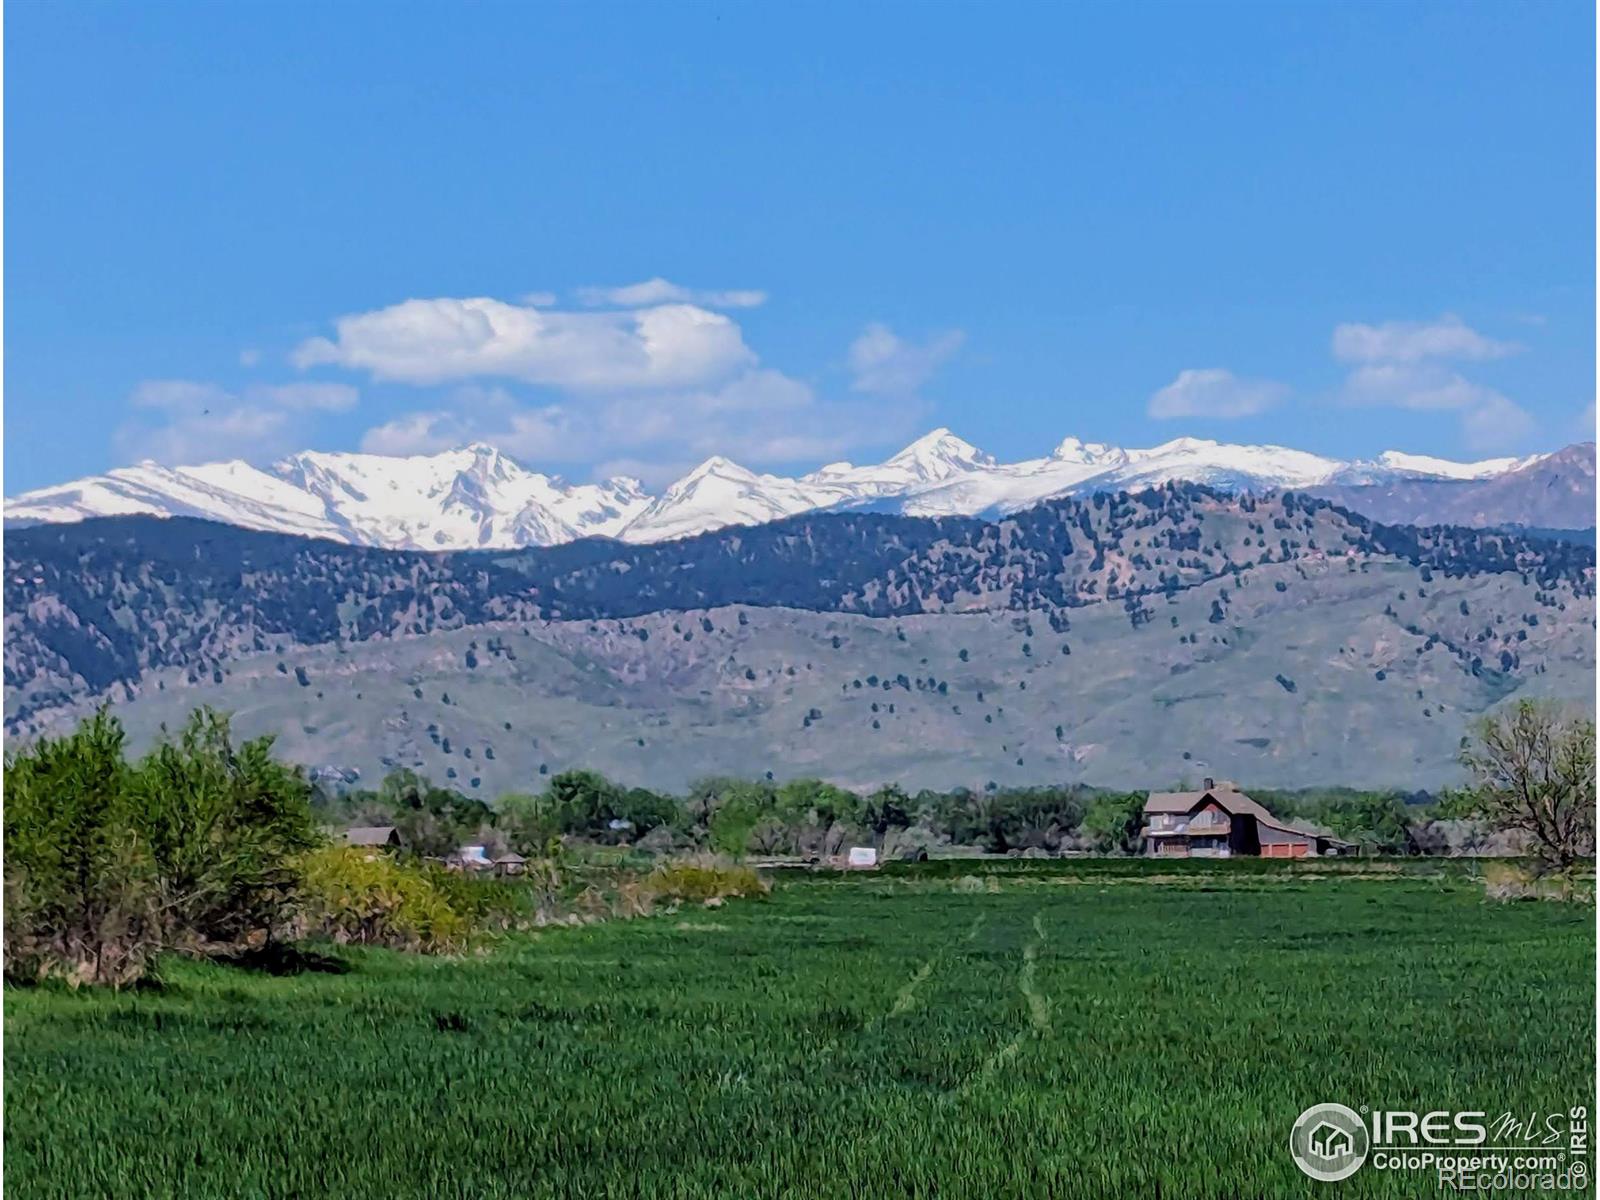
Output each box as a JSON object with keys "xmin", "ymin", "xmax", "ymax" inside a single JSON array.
[{"xmin": 1460, "ymin": 701, "xmax": 1596, "ymax": 873}]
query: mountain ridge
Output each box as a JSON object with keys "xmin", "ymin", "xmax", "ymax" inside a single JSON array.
[
  {"xmin": 5, "ymin": 483, "xmax": 1592, "ymax": 791},
  {"xmin": 8, "ymin": 430, "xmax": 1586, "ymax": 551},
  {"xmin": 7, "ymin": 481, "xmax": 1592, "ymax": 724}
]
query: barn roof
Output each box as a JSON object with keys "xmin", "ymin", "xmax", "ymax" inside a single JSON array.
[{"xmin": 344, "ymin": 826, "xmax": 398, "ymax": 846}]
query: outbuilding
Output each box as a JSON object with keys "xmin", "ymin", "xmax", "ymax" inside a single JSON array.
[
  {"xmin": 493, "ymin": 852, "xmax": 528, "ymax": 877},
  {"xmin": 344, "ymin": 826, "xmax": 400, "ymax": 850}
]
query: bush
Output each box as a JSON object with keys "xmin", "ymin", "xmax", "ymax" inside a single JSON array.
[
  {"xmin": 645, "ymin": 857, "xmax": 770, "ymax": 904},
  {"xmin": 1480, "ymin": 861, "xmax": 1593, "ymax": 904},
  {"xmin": 1079, "ymin": 793, "xmax": 1145, "ymax": 854},
  {"xmin": 4, "ymin": 708, "xmax": 318, "ymax": 986},
  {"xmin": 295, "ymin": 847, "xmax": 471, "ymax": 953},
  {"xmin": 129, "ymin": 709, "xmax": 320, "ymax": 951},
  {"xmin": 3, "ymin": 711, "xmax": 159, "ymax": 986}
]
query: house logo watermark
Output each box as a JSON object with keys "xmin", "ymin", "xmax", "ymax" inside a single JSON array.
[
  {"xmin": 1291, "ymin": 1103, "xmax": 1589, "ymax": 1188},
  {"xmin": 1291, "ymin": 1103, "xmax": 1370, "ymax": 1181}
]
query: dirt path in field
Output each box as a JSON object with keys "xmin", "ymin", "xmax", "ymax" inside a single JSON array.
[
  {"xmin": 1020, "ymin": 911, "xmax": 1052, "ymax": 1034},
  {"xmin": 741, "ymin": 909, "xmax": 991, "ymax": 1095},
  {"xmin": 949, "ymin": 908, "xmax": 1050, "ymax": 1099},
  {"xmin": 888, "ymin": 911, "xmax": 987, "ymax": 1019}
]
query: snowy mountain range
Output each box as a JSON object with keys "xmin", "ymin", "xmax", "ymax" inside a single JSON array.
[{"xmin": 2, "ymin": 430, "xmax": 1564, "ymax": 550}]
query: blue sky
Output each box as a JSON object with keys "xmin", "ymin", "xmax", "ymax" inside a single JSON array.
[{"xmin": 5, "ymin": 1, "xmax": 1594, "ymax": 493}]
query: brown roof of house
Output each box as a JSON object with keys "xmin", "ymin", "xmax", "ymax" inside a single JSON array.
[
  {"xmin": 1144, "ymin": 786, "xmax": 1275, "ymax": 823},
  {"xmin": 344, "ymin": 826, "xmax": 398, "ymax": 846},
  {"xmin": 493, "ymin": 852, "xmax": 527, "ymax": 864}
]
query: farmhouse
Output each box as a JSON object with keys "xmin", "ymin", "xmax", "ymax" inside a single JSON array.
[{"xmin": 1142, "ymin": 780, "xmax": 1354, "ymax": 858}]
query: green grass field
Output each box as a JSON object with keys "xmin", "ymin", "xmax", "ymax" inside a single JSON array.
[{"xmin": 5, "ymin": 861, "xmax": 1594, "ymax": 1198}]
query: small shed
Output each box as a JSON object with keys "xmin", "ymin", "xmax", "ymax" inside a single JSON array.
[
  {"xmin": 493, "ymin": 852, "xmax": 528, "ymax": 877},
  {"xmin": 344, "ymin": 826, "xmax": 400, "ymax": 849}
]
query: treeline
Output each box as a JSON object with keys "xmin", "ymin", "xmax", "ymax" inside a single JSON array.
[
  {"xmin": 322, "ymin": 767, "xmax": 1455, "ymax": 860},
  {"xmin": 321, "ymin": 769, "xmax": 1157, "ymax": 860}
]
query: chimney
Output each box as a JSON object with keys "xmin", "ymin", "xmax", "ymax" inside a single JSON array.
[{"xmin": 1202, "ymin": 777, "xmax": 1215, "ymax": 792}]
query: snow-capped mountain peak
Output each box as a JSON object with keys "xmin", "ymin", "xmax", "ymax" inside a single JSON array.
[
  {"xmin": 884, "ymin": 428, "xmax": 994, "ymax": 480},
  {"xmin": 1373, "ymin": 450, "xmax": 1532, "ymax": 481},
  {"xmin": 5, "ymin": 431, "xmax": 1575, "ymax": 550},
  {"xmin": 679, "ymin": 454, "xmax": 757, "ymax": 482},
  {"xmin": 1051, "ymin": 436, "xmax": 1127, "ymax": 467}
]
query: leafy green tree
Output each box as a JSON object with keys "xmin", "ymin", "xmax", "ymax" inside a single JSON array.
[
  {"xmin": 543, "ymin": 769, "xmax": 628, "ymax": 839},
  {"xmin": 4, "ymin": 707, "xmax": 320, "ymax": 985},
  {"xmin": 3, "ymin": 709, "xmax": 157, "ymax": 985},
  {"xmin": 769, "ymin": 778, "xmax": 864, "ymax": 855},
  {"xmin": 1318, "ymin": 793, "xmax": 1415, "ymax": 854},
  {"xmin": 708, "ymin": 790, "xmax": 764, "ymax": 857},
  {"xmin": 128, "ymin": 708, "xmax": 321, "ymax": 948},
  {"xmin": 1080, "ymin": 793, "xmax": 1145, "ymax": 854},
  {"xmin": 616, "ymin": 787, "xmax": 679, "ymax": 837},
  {"xmin": 381, "ymin": 770, "xmax": 491, "ymax": 857},
  {"xmin": 864, "ymin": 784, "xmax": 912, "ymax": 835},
  {"xmin": 494, "ymin": 791, "xmax": 558, "ymax": 855}
]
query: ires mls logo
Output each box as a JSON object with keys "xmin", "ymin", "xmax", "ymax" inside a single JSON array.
[
  {"xmin": 1291, "ymin": 1104, "xmax": 1370, "ymax": 1182},
  {"xmin": 1292, "ymin": 1103, "xmax": 1591, "ymax": 1183}
]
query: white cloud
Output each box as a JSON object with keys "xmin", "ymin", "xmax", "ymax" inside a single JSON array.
[
  {"xmin": 1331, "ymin": 315, "xmax": 1534, "ymax": 452},
  {"xmin": 1341, "ymin": 364, "xmax": 1486, "ymax": 411},
  {"xmin": 1147, "ymin": 368, "xmax": 1287, "ymax": 419},
  {"xmin": 575, "ymin": 277, "xmax": 767, "ymax": 310},
  {"xmin": 358, "ymin": 411, "xmax": 460, "ymax": 457},
  {"xmin": 304, "ymin": 288, "xmax": 927, "ymax": 481},
  {"xmin": 117, "ymin": 379, "xmax": 358, "ymax": 466},
  {"xmin": 1459, "ymin": 394, "xmax": 1536, "ymax": 451},
  {"xmin": 294, "ymin": 296, "xmax": 754, "ymax": 390},
  {"xmin": 848, "ymin": 323, "xmax": 964, "ymax": 396},
  {"xmin": 591, "ymin": 457, "xmax": 696, "ymax": 491},
  {"xmin": 1332, "ymin": 315, "xmax": 1518, "ymax": 364},
  {"xmin": 358, "ymin": 384, "xmax": 572, "ymax": 460},
  {"xmin": 1340, "ymin": 362, "xmax": 1534, "ymax": 451},
  {"xmin": 117, "ymin": 401, "xmax": 294, "ymax": 466},
  {"xmin": 359, "ymin": 366, "xmax": 912, "ymax": 480},
  {"xmin": 131, "ymin": 379, "xmax": 230, "ymax": 412}
]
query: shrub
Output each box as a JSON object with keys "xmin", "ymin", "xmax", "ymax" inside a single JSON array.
[
  {"xmin": 1481, "ymin": 861, "xmax": 1593, "ymax": 904},
  {"xmin": 3, "ymin": 712, "xmax": 159, "ymax": 987},
  {"xmin": 128, "ymin": 709, "xmax": 320, "ymax": 951},
  {"xmin": 295, "ymin": 847, "xmax": 471, "ymax": 953},
  {"xmin": 1079, "ymin": 793, "xmax": 1146, "ymax": 854},
  {"xmin": 645, "ymin": 857, "xmax": 770, "ymax": 904},
  {"xmin": 4, "ymin": 708, "xmax": 318, "ymax": 986}
]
